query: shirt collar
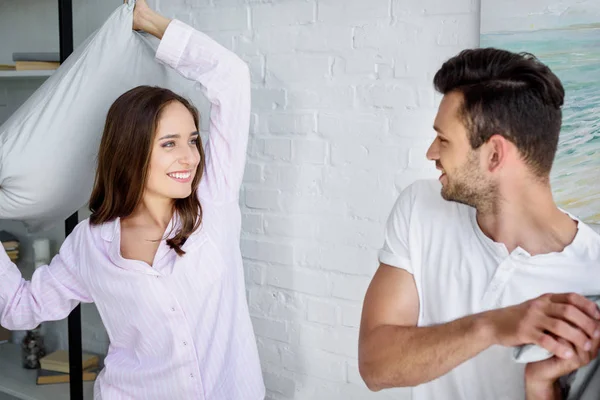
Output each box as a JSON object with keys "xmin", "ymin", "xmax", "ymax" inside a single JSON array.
[
  {"xmin": 100, "ymin": 218, "xmax": 118, "ymax": 242},
  {"xmin": 468, "ymin": 206, "xmax": 587, "ymax": 261}
]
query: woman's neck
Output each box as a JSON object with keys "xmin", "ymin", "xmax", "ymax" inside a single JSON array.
[{"xmin": 125, "ymin": 195, "xmax": 174, "ymax": 231}]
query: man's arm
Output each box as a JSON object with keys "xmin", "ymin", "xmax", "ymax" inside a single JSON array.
[
  {"xmin": 359, "ymin": 264, "xmax": 600, "ymax": 392},
  {"xmin": 358, "ymin": 263, "xmax": 495, "ymax": 391}
]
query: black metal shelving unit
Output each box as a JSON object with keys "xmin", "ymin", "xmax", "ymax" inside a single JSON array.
[{"xmin": 58, "ymin": 0, "xmax": 84, "ymax": 399}]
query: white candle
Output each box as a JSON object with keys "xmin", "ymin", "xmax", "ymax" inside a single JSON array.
[{"xmin": 33, "ymin": 238, "xmax": 51, "ymax": 268}]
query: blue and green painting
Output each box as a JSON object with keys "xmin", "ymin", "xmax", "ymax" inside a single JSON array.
[{"xmin": 481, "ymin": 0, "xmax": 600, "ymax": 222}]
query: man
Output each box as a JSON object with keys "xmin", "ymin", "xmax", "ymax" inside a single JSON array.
[{"xmin": 359, "ymin": 48, "xmax": 600, "ymax": 400}]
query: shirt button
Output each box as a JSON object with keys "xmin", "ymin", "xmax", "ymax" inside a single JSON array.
[
  {"xmin": 190, "ymin": 373, "xmax": 194, "ymax": 378},
  {"xmin": 183, "ymin": 341, "xmax": 187, "ymax": 346},
  {"xmin": 171, "ymin": 307, "xmax": 176, "ymax": 312}
]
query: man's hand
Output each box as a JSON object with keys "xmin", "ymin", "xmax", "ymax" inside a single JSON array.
[
  {"xmin": 524, "ymin": 336, "xmax": 600, "ymax": 400},
  {"xmin": 485, "ymin": 293, "xmax": 600, "ymax": 360}
]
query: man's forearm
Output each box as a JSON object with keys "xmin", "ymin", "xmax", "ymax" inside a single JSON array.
[{"xmin": 359, "ymin": 312, "xmax": 495, "ymax": 391}]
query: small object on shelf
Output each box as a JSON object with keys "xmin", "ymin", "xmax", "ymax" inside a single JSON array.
[
  {"xmin": 21, "ymin": 326, "xmax": 46, "ymax": 369},
  {"xmin": 33, "ymin": 238, "xmax": 51, "ymax": 269},
  {"xmin": 40, "ymin": 350, "xmax": 99, "ymax": 374},
  {"xmin": 0, "ymin": 64, "xmax": 16, "ymax": 71},
  {"xmin": 15, "ymin": 61, "xmax": 59, "ymax": 71},
  {"xmin": 36, "ymin": 366, "xmax": 98, "ymax": 385},
  {"xmin": 12, "ymin": 52, "xmax": 60, "ymax": 63}
]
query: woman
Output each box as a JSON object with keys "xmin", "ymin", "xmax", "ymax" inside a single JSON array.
[{"xmin": 0, "ymin": 1, "xmax": 264, "ymax": 399}]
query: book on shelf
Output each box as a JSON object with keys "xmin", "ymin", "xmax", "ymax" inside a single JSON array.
[
  {"xmin": 15, "ymin": 61, "xmax": 60, "ymax": 71},
  {"xmin": 6, "ymin": 250, "xmax": 19, "ymax": 262},
  {"xmin": 36, "ymin": 366, "xmax": 99, "ymax": 385},
  {"xmin": 0, "ymin": 230, "xmax": 19, "ymax": 249},
  {"xmin": 0, "ymin": 62, "xmax": 59, "ymax": 71},
  {"xmin": 40, "ymin": 350, "xmax": 100, "ymax": 374},
  {"xmin": 0, "ymin": 231, "xmax": 20, "ymax": 262}
]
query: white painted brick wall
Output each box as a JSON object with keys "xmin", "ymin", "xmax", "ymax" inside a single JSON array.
[
  {"xmin": 154, "ymin": 0, "xmax": 480, "ymax": 397},
  {"xmin": 1, "ymin": 0, "xmax": 479, "ymax": 397}
]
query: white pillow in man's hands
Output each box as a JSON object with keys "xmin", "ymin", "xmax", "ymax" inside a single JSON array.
[
  {"xmin": 0, "ymin": 1, "xmax": 202, "ymax": 231},
  {"xmin": 513, "ymin": 296, "xmax": 600, "ymax": 363}
]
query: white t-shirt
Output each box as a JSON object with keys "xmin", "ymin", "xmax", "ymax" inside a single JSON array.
[{"xmin": 378, "ymin": 179, "xmax": 600, "ymax": 400}]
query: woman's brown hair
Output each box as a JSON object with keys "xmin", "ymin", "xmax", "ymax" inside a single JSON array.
[{"xmin": 89, "ymin": 85, "xmax": 205, "ymax": 255}]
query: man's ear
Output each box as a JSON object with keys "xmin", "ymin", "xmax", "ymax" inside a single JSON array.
[{"xmin": 484, "ymin": 134, "xmax": 509, "ymax": 173}]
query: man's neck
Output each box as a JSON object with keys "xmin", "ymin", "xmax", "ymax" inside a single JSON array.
[{"xmin": 475, "ymin": 183, "xmax": 578, "ymax": 256}]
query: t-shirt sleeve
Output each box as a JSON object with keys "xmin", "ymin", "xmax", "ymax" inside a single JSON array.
[{"xmin": 378, "ymin": 183, "xmax": 415, "ymax": 273}]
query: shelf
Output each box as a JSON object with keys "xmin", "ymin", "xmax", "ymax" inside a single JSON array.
[
  {"xmin": 0, "ymin": 71, "xmax": 54, "ymax": 79},
  {"xmin": 0, "ymin": 343, "xmax": 94, "ymax": 400}
]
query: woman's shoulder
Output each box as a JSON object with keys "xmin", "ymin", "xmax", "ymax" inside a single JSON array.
[{"xmin": 65, "ymin": 217, "xmax": 115, "ymax": 246}]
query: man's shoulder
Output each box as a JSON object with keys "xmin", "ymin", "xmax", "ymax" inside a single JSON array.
[
  {"xmin": 405, "ymin": 178, "xmax": 441, "ymax": 196},
  {"xmin": 583, "ymin": 222, "xmax": 600, "ymax": 237},
  {"xmin": 398, "ymin": 179, "xmax": 466, "ymax": 217},
  {"xmin": 398, "ymin": 179, "xmax": 440, "ymax": 207},
  {"xmin": 573, "ymin": 221, "xmax": 600, "ymax": 259}
]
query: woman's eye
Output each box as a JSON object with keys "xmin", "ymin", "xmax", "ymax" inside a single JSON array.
[
  {"xmin": 161, "ymin": 141, "xmax": 175, "ymax": 148},
  {"xmin": 190, "ymin": 138, "xmax": 198, "ymax": 145}
]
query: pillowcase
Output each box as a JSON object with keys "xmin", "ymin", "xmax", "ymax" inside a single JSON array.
[{"xmin": 513, "ymin": 295, "xmax": 600, "ymax": 363}]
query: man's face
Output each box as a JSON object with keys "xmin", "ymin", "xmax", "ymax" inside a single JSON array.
[{"xmin": 426, "ymin": 91, "xmax": 494, "ymax": 208}]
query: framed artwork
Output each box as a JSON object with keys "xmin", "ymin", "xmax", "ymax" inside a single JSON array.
[{"xmin": 481, "ymin": 0, "xmax": 600, "ymax": 222}]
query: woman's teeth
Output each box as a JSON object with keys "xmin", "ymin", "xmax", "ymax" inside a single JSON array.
[{"xmin": 168, "ymin": 172, "xmax": 191, "ymax": 179}]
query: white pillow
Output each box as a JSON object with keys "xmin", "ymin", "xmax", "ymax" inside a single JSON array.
[
  {"xmin": 0, "ymin": 1, "xmax": 203, "ymax": 231},
  {"xmin": 513, "ymin": 295, "xmax": 600, "ymax": 363}
]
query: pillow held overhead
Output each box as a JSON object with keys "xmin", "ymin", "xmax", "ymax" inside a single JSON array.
[{"xmin": 0, "ymin": 1, "xmax": 203, "ymax": 231}]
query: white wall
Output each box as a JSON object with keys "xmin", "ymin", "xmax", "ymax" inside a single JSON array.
[
  {"xmin": 152, "ymin": 0, "xmax": 479, "ymax": 398},
  {"xmin": 1, "ymin": 0, "xmax": 480, "ymax": 398}
]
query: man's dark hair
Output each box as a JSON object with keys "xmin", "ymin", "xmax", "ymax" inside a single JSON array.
[{"xmin": 433, "ymin": 47, "xmax": 564, "ymax": 177}]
